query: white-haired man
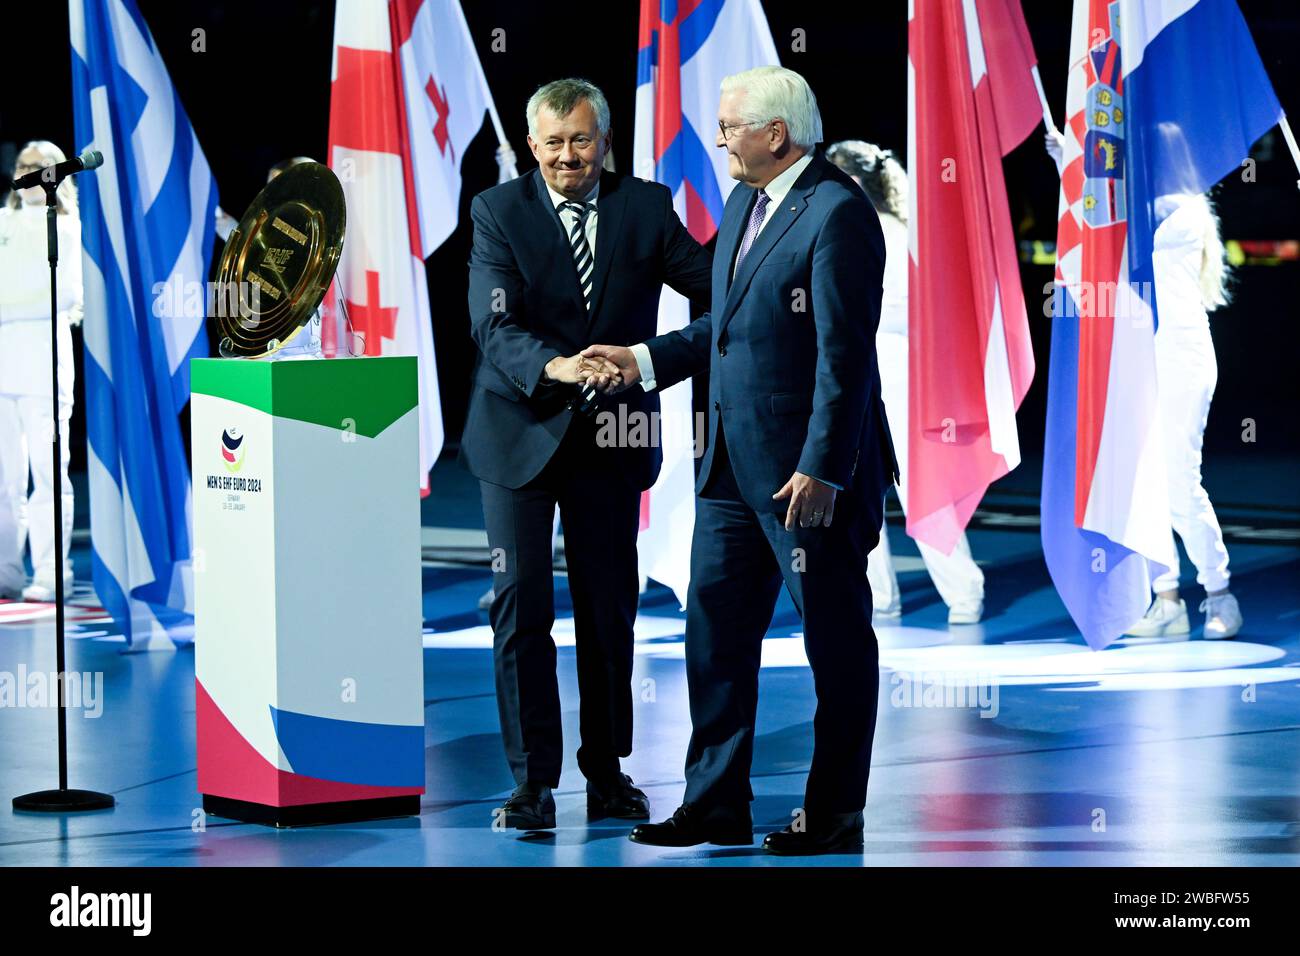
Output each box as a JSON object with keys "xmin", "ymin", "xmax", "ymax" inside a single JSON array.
[{"xmin": 584, "ymin": 66, "xmax": 898, "ymax": 854}]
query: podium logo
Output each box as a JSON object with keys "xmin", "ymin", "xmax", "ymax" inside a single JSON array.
[{"xmin": 221, "ymin": 428, "xmax": 246, "ymax": 473}]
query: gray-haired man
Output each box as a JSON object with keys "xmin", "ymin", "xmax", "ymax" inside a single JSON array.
[{"xmin": 461, "ymin": 78, "xmax": 713, "ymax": 829}]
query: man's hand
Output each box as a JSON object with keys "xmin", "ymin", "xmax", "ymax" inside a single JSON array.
[
  {"xmin": 580, "ymin": 344, "xmax": 641, "ymax": 394},
  {"xmin": 773, "ymin": 472, "xmax": 837, "ymax": 530},
  {"xmin": 543, "ymin": 353, "xmax": 621, "ymax": 386}
]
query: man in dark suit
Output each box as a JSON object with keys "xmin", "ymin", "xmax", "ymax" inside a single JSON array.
[
  {"xmin": 462, "ymin": 78, "xmax": 713, "ymax": 830},
  {"xmin": 582, "ymin": 66, "xmax": 898, "ymax": 855}
]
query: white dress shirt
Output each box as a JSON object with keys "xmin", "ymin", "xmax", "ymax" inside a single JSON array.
[
  {"xmin": 546, "ymin": 179, "xmax": 600, "ymax": 267},
  {"xmin": 633, "ymin": 151, "xmax": 814, "ymax": 391}
]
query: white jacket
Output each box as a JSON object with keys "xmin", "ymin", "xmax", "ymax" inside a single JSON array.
[
  {"xmin": 0, "ymin": 203, "xmax": 82, "ymax": 402},
  {"xmin": 1152, "ymin": 192, "xmax": 1215, "ymax": 331}
]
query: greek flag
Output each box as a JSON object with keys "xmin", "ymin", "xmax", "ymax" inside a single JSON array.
[{"xmin": 70, "ymin": 0, "xmax": 217, "ymax": 648}]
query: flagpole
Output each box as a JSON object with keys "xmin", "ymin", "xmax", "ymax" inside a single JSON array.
[
  {"xmin": 1279, "ymin": 115, "xmax": 1300, "ymax": 190},
  {"xmin": 453, "ymin": 0, "xmax": 517, "ymax": 180},
  {"xmin": 1031, "ymin": 65, "xmax": 1060, "ymax": 137}
]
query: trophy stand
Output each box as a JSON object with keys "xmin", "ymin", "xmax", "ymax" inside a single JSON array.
[
  {"xmin": 12, "ymin": 181, "xmax": 115, "ymax": 813},
  {"xmin": 193, "ymin": 162, "xmax": 424, "ymax": 826}
]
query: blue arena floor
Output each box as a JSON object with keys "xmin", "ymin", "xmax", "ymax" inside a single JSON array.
[{"xmin": 1, "ymin": 460, "xmax": 1297, "ymax": 866}]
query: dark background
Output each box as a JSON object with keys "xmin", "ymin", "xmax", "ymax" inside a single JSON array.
[{"xmin": 2, "ymin": 0, "xmax": 1297, "ymax": 510}]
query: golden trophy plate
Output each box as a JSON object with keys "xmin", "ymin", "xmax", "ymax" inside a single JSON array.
[{"xmin": 213, "ymin": 161, "xmax": 345, "ymax": 358}]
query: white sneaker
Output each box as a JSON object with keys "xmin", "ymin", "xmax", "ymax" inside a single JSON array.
[
  {"xmin": 947, "ymin": 600, "xmax": 983, "ymax": 625},
  {"xmin": 1124, "ymin": 596, "xmax": 1190, "ymax": 638},
  {"xmin": 477, "ymin": 586, "xmax": 495, "ymax": 611},
  {"xmin": 21, "ymin": 583, "xmax": 56, "ymax": 603},
  {"xmin": 873, "ymin": 605, "xmax": 901, "ymax": 624},
  {"xmin": 1200, "ymin": 592, "xmax": 1242, "ymax": 640}
]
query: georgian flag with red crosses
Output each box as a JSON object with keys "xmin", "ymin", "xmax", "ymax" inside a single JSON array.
[{"xmin": 328, "ymin": 0, "xmax": 500, "ymax": 492}]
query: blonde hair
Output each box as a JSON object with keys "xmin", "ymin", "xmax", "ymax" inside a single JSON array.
[
  {"xmin": 826, "ymin": 140, "xmax": 908, "ymax": 223},
  {"xmin": 6, "ymin": 140, "xmax": 79, "ymax": 216},
  {"xmin": 1198, "ymin": 193, "xmax": 1231, "ymax": 311}
]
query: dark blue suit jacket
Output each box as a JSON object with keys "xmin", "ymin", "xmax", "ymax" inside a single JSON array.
[
  {"xmin": 645, "ymin": 151, "xmax": 899, "ymax": 524},
  {"xmin": 461, "ymin": 168, "xmax": 712, "ymax": 490}
]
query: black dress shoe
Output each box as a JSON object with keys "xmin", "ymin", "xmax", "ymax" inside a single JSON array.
[
  {"xmin": 496, "ymin": 782, "xmax": 556, "ymax": 830},
  {"xmin": 628, "ymin": 803, "xmax": 752, "ymax": 847},
  {"xmin": 587, "ymin": 773, "xmax": 651, "ymax": 820},
  {"xmin": 761, "ymin": 810, "xmax": 864, "ymax": 855}
]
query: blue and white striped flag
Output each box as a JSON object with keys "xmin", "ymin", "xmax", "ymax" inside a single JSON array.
[{"xmin": 70, "ymin": 0, "xmax": 217, "ymax": 649}]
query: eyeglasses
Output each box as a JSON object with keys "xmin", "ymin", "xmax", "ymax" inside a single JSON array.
[{"xmin": 717, "ymin": 119, "xmax": 771, "ymax": 142}]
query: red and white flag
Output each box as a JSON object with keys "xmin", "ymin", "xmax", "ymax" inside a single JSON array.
[
  {"xmin": 906, "ymin": 0, "xmax": 1040, "ymax": 553},
  {"xmin": 328, "ymin": 0, "xmax": 509, "ymax": 491}
]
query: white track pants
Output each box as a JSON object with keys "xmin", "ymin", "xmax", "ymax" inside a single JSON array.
[
  {"xmin": 0, "ymin": 394, "xmax": 74, "ymax": 590},
  {"xmin": 1151, "ymin": 321, "xmax": 1230, "ymax": 594},
  {"xmin": 866, "ymin": 334, "xmax": 984, "ymax": 611}
]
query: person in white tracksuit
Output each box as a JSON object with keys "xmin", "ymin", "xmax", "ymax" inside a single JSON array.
[
  {"xmin": 0, "ymin": 142, "xmax": 83, "ymax": 602},
  {"xmin": 826, "ymin": 141, "xmax": 986, "ymax": 625},
  {"xmin": 1046, "ymin": 131, "xmax": 1242, "ymax": 639}
]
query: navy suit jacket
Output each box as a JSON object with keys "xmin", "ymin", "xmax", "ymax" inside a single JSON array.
[
  {"xmin": 461, "ymin": 168, "xmax": 712, "ymax": 490},
  {"xmin": 645, "ymin": 151, "xmax": 899, "ymax": 524}
]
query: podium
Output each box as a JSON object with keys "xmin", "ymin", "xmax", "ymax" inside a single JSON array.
[{"xmin": 191, "ymin": 357, "xmax": 426, "ymax": 826}]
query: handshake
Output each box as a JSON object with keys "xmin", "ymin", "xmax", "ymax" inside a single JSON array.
[{"xmin": 543, "ymin": 344, "xmax": 641, "ymax": 396}]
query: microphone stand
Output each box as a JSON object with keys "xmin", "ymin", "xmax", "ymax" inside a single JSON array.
[{"xmin": 12, "ymin": 180, "xmax": 114, "ymax": 813}]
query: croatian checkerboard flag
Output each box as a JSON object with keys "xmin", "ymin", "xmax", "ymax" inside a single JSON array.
[
  {"xmin": 71, "ymin": 0, "xmax": 217, "ymax": 648},
  {"xmin": 634, "ymin": 0, "xmax": 778, "ymax": 607},
  {"xmin": 330, "ymin": 0, "xmax": 505, "ymax": 491},
  {"xmin": 906, "ymin": 0, "xmax": 1040, "ymax": 556},
  {"xmin": 1042, "ymin": 0, "xmax": 1282, "ymax": 649}
]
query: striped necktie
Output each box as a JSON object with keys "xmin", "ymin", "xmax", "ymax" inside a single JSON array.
[{"xmin": 560, "ymin": 200, "xmax": 596, "ymax": 311}]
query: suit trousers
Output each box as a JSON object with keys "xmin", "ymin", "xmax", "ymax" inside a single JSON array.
[
  {"xmin": 479, "ymin": 413, "xmax": 642, "ymax": 787},
  {"xmin": 683, "ymin": 419, "xmax": 880, "ymax": 815}
]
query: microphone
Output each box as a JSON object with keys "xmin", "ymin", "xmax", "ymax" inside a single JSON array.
[{"xmin": 11, "ymin": 149, "xmax": 104, "ymax": 190}]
